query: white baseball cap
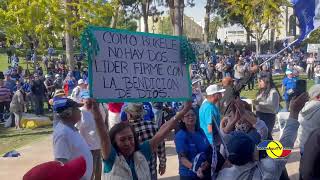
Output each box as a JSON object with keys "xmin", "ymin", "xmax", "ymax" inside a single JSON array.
[
  {"xmin": 206, "ymin": 84, "xmax": 225, "ymax": 96},
  {"xmin": 78, "ymin": 79, "xmax": 84, "ymax": 85}
]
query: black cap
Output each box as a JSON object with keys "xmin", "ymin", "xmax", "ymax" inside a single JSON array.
[{"xmin": 0, "ymin": 72, "xmax": 4, "ymax": 80}]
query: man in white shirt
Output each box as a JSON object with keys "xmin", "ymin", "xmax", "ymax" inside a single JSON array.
[
  {"xmin": 71, "ymin": 79, "xmax": 86, "ymax": 102},
  {"xmin": 53, "ymin": 98, "xmax": 93, "ymax": 180},
  {"xmin": 76, "ymin": 90, "xmax": 102, "ymax": 180}
]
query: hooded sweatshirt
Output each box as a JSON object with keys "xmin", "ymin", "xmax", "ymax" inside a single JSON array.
[{"xmin": 297, "ymin": 100, "xmax": 320, "ymax": 152}]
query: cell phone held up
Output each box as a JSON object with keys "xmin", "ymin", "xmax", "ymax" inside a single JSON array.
[{"xmin": 295, "ymin": 80, "xmax": 307, "ymax": 97}]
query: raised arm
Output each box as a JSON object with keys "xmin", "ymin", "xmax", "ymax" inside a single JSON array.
[
  {"xmin": 89, "ymin": 99, "xmax": 112, "ymax": 160},
  {"xmin": 234, "ymin": 65, "xmax": 258, "ymax": 92},
  {"xmin": 150, "ymin": 101, "xmax": 192, "ymax": 152}
]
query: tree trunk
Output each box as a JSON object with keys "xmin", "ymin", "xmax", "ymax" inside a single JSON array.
[
  {"xmin": 180, "ymin": 3, "xmax": 184, "ymax": 34},
  {"xmin": 285, "ymin": 6, "xmax": 288, "ymax": 36},
  {"xmin": 173, "ymin": 0, "xmax": 183, "ymax": 36},
  {"xmin": 246, "ymin": 33, "xmax": 251, "ymax": 45},
  {"xmin": 65, "ymin": 0, "xmax": 74, "ymax": 70},
  {"xmin": 166, "ymin": 0, "xmax": 175, "ymax": 34},
  {"xmin": 256, "ymin": 38, "xmax": 261, "ymax": 56},
  {"xmin": 142, "ymin": 2, "xmax": 149, "ymax": 32},
  {"xmin": 204, "ymin": 0, "xmax": 212, "ymax": 44},
  {"xmin": 270, "ymin": 28, "xmax": 275, "ymax": 52},
  {"xmin": 111, "ymin": 6, "xmax": 119, "ymax": 28}
]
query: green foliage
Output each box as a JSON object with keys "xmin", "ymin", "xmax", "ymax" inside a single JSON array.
[
  {"xmin": 116, "ymin": 10, "xmax": 138, "ymax": 31},
  {"xmin": 305, "ymin": 29, "xmax": 320, "ymax": 44},
  {"xmin": 209, "ymin": 16, "xmax": 223, "ymax": 41},
  {"xmin": 158, "ymin": 16, "xmax": 173, "ymax": 35},
  {"xmin": 0, "ymin": 0, "xmax": 113, "ymax": 51},
  {"xmin": 214, "ymin": 0, "xmax": 288, "ymax": 39}
]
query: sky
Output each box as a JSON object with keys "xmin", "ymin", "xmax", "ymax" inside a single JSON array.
[{"xmin": 184, "ymin": 0, "xmax": 206, "ymax": 27}]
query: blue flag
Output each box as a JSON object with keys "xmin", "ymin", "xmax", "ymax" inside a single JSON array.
[{"xmin": 292, "ymin": 0, "xmax": 320, "ymax": 43}]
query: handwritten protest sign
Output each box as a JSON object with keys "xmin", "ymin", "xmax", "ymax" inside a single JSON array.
[{"xmin": 81, "ymin": 27, "xmax": 192, "ymax": 102}]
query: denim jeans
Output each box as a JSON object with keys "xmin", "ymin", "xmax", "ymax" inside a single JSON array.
[
  {"xmin": 34, "ymin": 96, "xmax": 44, "ymax": 115},
  {"xmin": 256, "ymin": 111, "xmax": 276, "ymax": 140},
  {"xmin": 315, "ymin": 76, "xmax": 320, "ymax": 84}
]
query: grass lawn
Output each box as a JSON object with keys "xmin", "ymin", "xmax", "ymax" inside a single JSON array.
[
  {"xmin": 0, "ymin": 53, "xmax": 43, "ymax": 72},
  {"xmin": 0, "ymin": 124, "xmax": 53, "ymax": 155},
  {"xmin": 0, "ymin": 54, "xmax": 52, "ymax": 156},
  {"xmin": 240, "ymin": 74, "xmax": 315, "ymax": 100}
]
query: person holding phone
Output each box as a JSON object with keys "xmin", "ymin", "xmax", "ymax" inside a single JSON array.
[{"xmin": 254, "ymin": 75, "xmax": 280, "ymax": 140}]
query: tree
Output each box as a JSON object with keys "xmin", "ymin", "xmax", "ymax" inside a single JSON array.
[
  {"xmin": 155, "ymin": 0, "xmax": 194, "ymax": 36},
  {"xmin": 208, "ymin": 16, "xmax": 223, "ymax": 41},
  {"xmin": 0, "ymin": 0, "xmax": 65, "ymax": 50},
  {"xmin": 120, "ymin": 0, "xmax": 163, "ymax": 33},
  {"xmin": 0, "ymin": 0, "xmax": 113, "ymax": 69},
  {"xmin": 224, "ymin": 0, "xmax": 288, "ymax": 55},
  {"xmin": 204, "ymin": 0, "xmax": 214, "ymax": 43},
  {"xmin": 116, "ymin": 9, "xmax": 138, "ymax": 31},
  {"xmin": 158, "ymin": 16, "xmax": 173, "ymax": 35}
]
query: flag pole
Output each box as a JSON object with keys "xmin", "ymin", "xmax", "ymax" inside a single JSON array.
[{"xmin": 259, "ymin": 38, "xmax": 299, "ymax": 67}]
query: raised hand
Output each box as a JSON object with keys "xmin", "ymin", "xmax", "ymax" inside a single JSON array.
[{"xmin": 289, "ymin": 93, "xmax": 309, "ymax": 119}]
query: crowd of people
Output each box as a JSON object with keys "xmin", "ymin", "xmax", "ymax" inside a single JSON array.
[
  {"xmin": 1, "ymin": 48, "xmax": 318, "ymax": 180},
  {"xmin": 192, "ymin": 49, "xmax": 320, "ymax": 90},
  {"xmin": 0, "ymin": 48, "xmax": 87, "ymax": 129}
]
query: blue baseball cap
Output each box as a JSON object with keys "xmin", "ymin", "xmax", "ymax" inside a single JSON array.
[
  {"xmin": 227, "ymin": 132, "xmax": 258, "ymax": 166},
  {"xmin": 53, "ymin": 98, "xmax": 82, "ymax": 113}
]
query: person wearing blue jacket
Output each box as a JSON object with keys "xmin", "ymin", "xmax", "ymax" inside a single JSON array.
[{"xmin": 282, "ymin": 70, "xmax": 298, "ymax": 111}]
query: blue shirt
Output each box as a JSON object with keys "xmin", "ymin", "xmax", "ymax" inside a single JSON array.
[
  {"xmin": 22, "ymin": 83, "xmax": 31, "ymax": 93},
  {"xmin": 175, "ymin": 129, "xmax": 210, "ymax": 177},
  {"xmin": 73, "ymin": 71, "xmax": 81, "ymax": 81},
  {"xmin": 199, "ymin": 101, "xmax": 221, "ymax": 144},
  {"xmin": 103, "ymin": 141, "xmax": 152, "ymax": 180},
  {"xmin": 282, "ymin": 77, "xmax": 297, "ymax": 100},
  {"xmin": 4, "ymin": 79, "xmax": 16, "ymax": 92},
  {"xmin": 121, "ymin": 102, "xmax": 155, "ymax": 121}
]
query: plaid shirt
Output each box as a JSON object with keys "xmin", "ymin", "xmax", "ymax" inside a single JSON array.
[{"xmin": 129, "ymin": 119, "xmax": 166, "ymax": 179}]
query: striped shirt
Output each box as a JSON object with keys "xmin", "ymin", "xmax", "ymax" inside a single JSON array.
[{"xmin": 0, "ymin": 86, "xmax": 11, "ymax": 103}]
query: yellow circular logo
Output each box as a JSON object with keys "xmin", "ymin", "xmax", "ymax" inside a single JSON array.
[{"xmin": 266, "ymin": 140, "xmax": 283, "ymax": 159}]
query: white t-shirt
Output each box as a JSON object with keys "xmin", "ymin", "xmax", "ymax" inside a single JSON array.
[
  {"xmin": 71, "ymin": 86, "xmax": 82, "ymax": 102},
  {"xmin": 76, "ymin": 107, "xmax": 101, "ymax": 150},
  {"xmin": 53, "ymin": 122, "xmax": 93, "ymax": 180}
]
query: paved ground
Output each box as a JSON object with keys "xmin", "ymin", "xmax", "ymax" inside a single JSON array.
[{"xmin": 0, "ymin": 131, "xmax": 300, "ymax": 180}]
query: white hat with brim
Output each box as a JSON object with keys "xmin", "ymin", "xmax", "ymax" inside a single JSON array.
[
  {"xmin": 206, "ymin": 84, "xmax": 226, "ymax": 96},
  {"xmin": 285, "ymin": 70, "xmax": 293, "ymax": 75},
  {"xmin": 78, "ymin": 79, "xmax": 84, "ymax": 85}
]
